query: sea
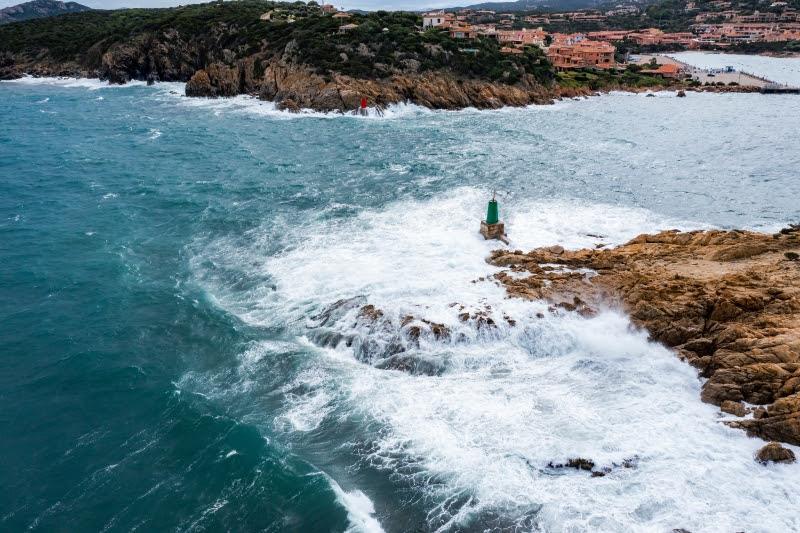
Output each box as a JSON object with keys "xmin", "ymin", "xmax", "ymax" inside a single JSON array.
[{"xmin": 2, "ymin": 54, "xmax": 800, "ymax": 533}]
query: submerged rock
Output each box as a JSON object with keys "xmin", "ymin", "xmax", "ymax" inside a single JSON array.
[{"xmin": 546, "ymin": 456, "xmax": 639, "ymax": 477}]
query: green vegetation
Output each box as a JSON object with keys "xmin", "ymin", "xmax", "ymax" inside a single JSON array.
[
  {"xmin": 0, "ymin": 0, "xmax": 697, "ymax": 92},
  {"xmin": 0, "ymin": 0, "xmax": 553, "ymax": 84},
  {"xmin": 556, "ymin": 66, "xmax": 675, "ymax": 90}
]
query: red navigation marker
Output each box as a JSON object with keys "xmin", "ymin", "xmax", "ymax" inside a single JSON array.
[{"xmin": 360, "ymin": 97, "xmax": 367, "ymax": 109}]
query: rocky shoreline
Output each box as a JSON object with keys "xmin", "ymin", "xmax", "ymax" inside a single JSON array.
[
  {"xmin": 1, "ymin": 54, "xmax": 758, "ymax": 112},
  {"xmin": 489, "ymin": 227, "xmax": 800, "ymax": 451}
]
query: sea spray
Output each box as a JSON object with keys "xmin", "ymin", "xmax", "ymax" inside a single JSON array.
[{"xmin": 191, "ymin": 189, "xmax": 800, "ymax": 532}]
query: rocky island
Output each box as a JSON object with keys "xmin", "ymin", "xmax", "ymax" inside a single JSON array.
[
  {"xmin": 0, "ymin": 0, "xmax": 753, "ymax": 112},
  {"xmin": 490, "ymin": 226, "xmax": 800, "ymax": 454}
]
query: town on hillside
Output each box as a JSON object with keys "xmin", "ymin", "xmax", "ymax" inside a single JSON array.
[{"xmin": 416, "ymin": 2, "xmax": 799, "ymax": 69}]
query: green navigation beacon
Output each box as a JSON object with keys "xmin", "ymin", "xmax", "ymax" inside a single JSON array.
[{"xmin": 479, "ymin": 190, "xmax": 508, "ymax": 244}]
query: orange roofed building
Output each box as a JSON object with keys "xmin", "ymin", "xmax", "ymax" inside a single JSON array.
[
  {"xmin": 547, "ymin": 40, "xmax": 616, "ymax": 70},
  {"xmin": 641, "ymin": 63, "xmax": 683, "ymax": 78}
]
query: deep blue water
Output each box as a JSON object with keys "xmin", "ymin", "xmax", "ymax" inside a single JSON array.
[{"xmin": 2, "ymin": 78, "xmax": 800, "ymax": 533}]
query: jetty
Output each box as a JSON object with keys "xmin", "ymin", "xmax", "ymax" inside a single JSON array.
[{"xmin": 632, "ymin": 54, "xmax": 800, "ymax": 93}]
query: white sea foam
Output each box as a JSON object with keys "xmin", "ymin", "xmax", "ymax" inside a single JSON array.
[
  {"xmin": 190, "ymin": 187, "xmax": 800, "ymax": 531},
  {"xmin": 170, "ymin": 92, "xmax": 435, "ymax": 120},
  {"xmin": 1, "ymin": 75, "xmax": 187, "ymax": 94},
  {"xmin": 327, "ymin": 477, "xmax": 385, "ymax": 533},
  {"xmin": 0, "ymin": 75, "xmax": 146, "ymax": 90}
]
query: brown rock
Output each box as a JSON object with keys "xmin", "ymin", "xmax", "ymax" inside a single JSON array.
[
  {"xmin": 185, "ymin": 69, "xmax": 214, "ymax": 97},
  {"xmin": 720, "ymin": 400, "xmax": 746, "ymax": 417},
  {"xmin": 755, "ymin": 442, "xmax": 796, "ymax": 464},
  {"xmin": 489, "ymin": 229, "xmax": 800, "ymax": 446}
]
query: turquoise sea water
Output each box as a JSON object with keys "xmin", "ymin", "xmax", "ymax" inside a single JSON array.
[{"xmin": 2, "ymin": 76, "xmax": 800, "ymax": 532}]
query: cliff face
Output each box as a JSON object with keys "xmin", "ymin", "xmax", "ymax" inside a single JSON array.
[
  {"xmin": 184, "ymin": 58, "xmax": 574, "ymax": 111},
  {"xmin": 0, "ymin": 30, "xmax": 568, "ymax": 110},
  {"xmin": 490, "ymin": 227, "xmax": 800, "ymax": 446}
]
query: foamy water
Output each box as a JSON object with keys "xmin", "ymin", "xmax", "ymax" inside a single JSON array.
[
  {"xmin": 6, "ymin": 68, "xmax": 800, "ymax": 533},
  {"xmin": 190, "ymin": 188, "xmax": 800, "ymax": 532}
]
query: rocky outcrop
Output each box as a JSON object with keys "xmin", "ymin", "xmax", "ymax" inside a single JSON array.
[
  {"xmin": 755, "ymin": 441, "xmax": 796, "ymax": 464},
  {"xmin": 2, "ymin": 24, "xmax": 748, "ymax": 112},
  {"xmin": 490, "ymin": 227, "xmax": 800, "ymax": 446}
]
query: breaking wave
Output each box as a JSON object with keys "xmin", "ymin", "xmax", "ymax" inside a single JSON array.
[{"xmin": 190, "ymin": 187, "xmax": 800, "ymax": 532}]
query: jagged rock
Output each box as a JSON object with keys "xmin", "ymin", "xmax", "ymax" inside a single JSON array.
[
  {"xmin": 186, "ymin": 69, "xmax": 214, "ymax": 97},
  {"xmin": 546, "ymin": 456, "xmax": 639, "ymax": 477},
  {"xmin": 548, "ymin": 457, "xmax": 595, "ymax": 471},
  {"xmin": 755, "ymin": 442, "xmax": 796, "ymax": 464},
  {"xmin": 358, "ymin": 304, "xmax": 384, "ymax": 322},
  {"xmin": 185, "ymin": 63, "xmax": 240, "ymax": 97},
  {"xmin": 277, "ymin": 98, "xmax": 300, "ymax": 112},
  {"xmin": 490, "ymin": 229, "xmax": 800, "ymax": 446},
  {"xmin": 720, "ymin": 400, "xmax": 746, "ymax": 417}
]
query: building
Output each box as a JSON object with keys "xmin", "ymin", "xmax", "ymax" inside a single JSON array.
[
  {"xmin": 550, "ymin": 33, "xmax": 586, "ymax": 46},
  {"xmin": 547, "ymin": 40, "xmax": 616, "ymax": 70},
  {"xmin": 587, "ymin": 30, "xmax": 632, "ymax": 41},
  {"xmin": 628, "ymin": 28, "xmax": 695, "ymax": 46},
  {"xmin": 640, "ymin": 63, "xmax": 683, "ymax": 78},
  {"xmin": 332, "ymin": 11, "xmax": 351, "ymax": 19},
  {"xmin": 496, "ymin": 28, "xmax": 547, "ymax": 47},
  {"xmin": 500, "ymin": 46, "xmax": 524, "ymax": 54},
  {"xmin": 321, "ymin": 4, "xmax": 337, "ymax": 14},
  {"xmin": 524, "ymin": 15, "xmax": 550, "ymax": 24},
  {"xmin": 423, "ymin": 11, "xmax": 453, "ymax": 28},
  {"xmin": 338, "ymin": 23, "xmax": 358, "ymax": 33},
  {"xmin": 449, "ymin": 24, "xmax": 478, "ymax": 39}
]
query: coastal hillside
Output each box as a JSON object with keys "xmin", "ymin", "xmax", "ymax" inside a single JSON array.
[
  {"xmin": 0, "ymin": 0, "xmax": 90, "ymax": 25},
  {"xmin": 0, "ymin": 0, "xmax": 680, "ymax": 110},
  {"xmin": 459, "ymin": 0, "xmax": 648, "ymax": 13}
]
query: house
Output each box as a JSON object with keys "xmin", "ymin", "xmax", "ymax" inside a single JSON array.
[
  {"xmin": 641, "ymin": 63, "xmax": 683, "ymax": 78},
  {"xmin": 547, "ymin": 40, "xmax": 616, "ymax": 70},
  {"xmin": 500, "ymin": 46, "xmax": 524, "ymax": 54},
  {"xmin": 550, "ymin": 33, "xmax": 586, "ymax": 46},
  {"xmin": 321, "ymin": 4, "xmax": 337, "ymax": 14},
  {"xmin": 332, "ymin": 11, "xmax": 351, "ymax": 19},
  {"xmin": 423, "ymin": 11, "xmax": 453, "ymax": 28},
  {"xmin": 587, "ymin": 30, "xmax": 632, "ymax": 41},
  {"xmin": 496, "ymin": 28, "xmax": 547, "ymax": 47},
  {"xmin": 449, "ymin": 25, "xmax": 478, "ymax": 39},
  {"xmin": 338, "ymin": 23, "xmax": 358, "ymax": 33}
]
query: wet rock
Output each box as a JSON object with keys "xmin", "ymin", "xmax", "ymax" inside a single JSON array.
[
  {"xmin": 311, "ymin": 296, "xmax": 367, "ymax": 326},
  {"xmin": 755, "ymin": 442, "xmax": 796, "ymax": 464},
  {"xmin": 277, "ymin": 98, "xmax": 301, "ymax": 112},
  {"xmin": 489, "ymin": 229, "xmax": 800, "ymax": 446},
  {"xmin": 185, "ymin": 69, "xmax": 214, "ymax": 97},
  {"xmin": 720, "ymin": 400, "xmax": 746, "ymax": 417},
  {"xmin": 376, "ymin": 353, "xmax": 445, "ymax": 376},
  {"xmin": 548, "ymin": 457, "xmax": 595, "ymax": 471},
  {"xmin": 185, "ymin": 63, "xmax": 241, "ymax": 97},
  {"xmin": 358, "ymin": 304, "xmax": 384, "ymax": 322}
]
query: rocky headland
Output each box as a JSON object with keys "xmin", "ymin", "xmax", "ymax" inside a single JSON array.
[
  {"xmin": 0, "ymin": 1, "xmax": 758, "ymax": 113},
  {"xmin": 489, "ymin": 226, "xmax": 800, "ymax": 450}
]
